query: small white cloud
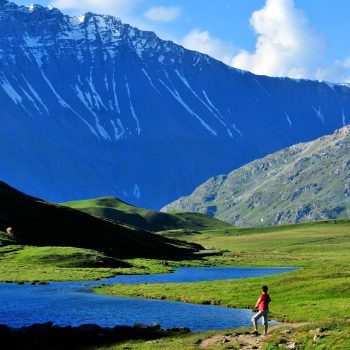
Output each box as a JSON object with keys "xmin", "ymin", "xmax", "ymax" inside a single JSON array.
[
  {"xmin": 316, "ymin": 58, "xmax": 350, "ymax": 84},
  {"xmin": 231, "ymin": 0, "xmax": 325, "ymax": 79},
  {"xmin": 181, "ymin": 29, "xmax": 237, "ymax": 65},
  {"xmin": 143, "ymin": 6, "xmax": 180, "ymax": 22}
]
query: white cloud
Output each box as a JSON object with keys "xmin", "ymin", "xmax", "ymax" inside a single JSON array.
[
  {"xmin": 50, "ymin": 0, "xmax": 140, "ymax": 18},
  {"xmin": 231, "ymin": 0, "xmax": 325, "ymax": 79},
  {"xmin": 316, "ymin": 58, "xmax": 350, "ymax": 84},
  {"xmin": 181, "ymin": 29, "xmax": 237, "ymax": 65},
  {"xmin": 143, "ymin": 6, "xmax": 180, "ymax": 22}
]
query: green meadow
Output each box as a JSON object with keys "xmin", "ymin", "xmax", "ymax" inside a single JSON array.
[
  {"xmin": 0, "ymin": 220, "xmax": 349, "ymax": 349},
  {"xmin": 0, "ymin": 241, "xmax": 172, "ymax": 283},
  {"xmin": 95, "ymin": 220, "xmax": 350, "ymax": 349}
]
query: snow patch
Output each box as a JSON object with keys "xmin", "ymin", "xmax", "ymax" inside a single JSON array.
[
  {"xmin": 342, "ymin": 110, "xmax": 346, "ymax": 126},
  {"xmin": 110, "ymin": 119, "xmax": 125, "ymax": 140},
  {"xmin": 141, "ymin": 68, "xmax": 160, "ymax": 94},
  {"xmin": 41, "ymin": 70, "xmax": 98, "ymax": 137},
  {"xmin": 254, "ymin": 78, "xmax": 271, "ymax": 97},
  {"xmin": 159, "ymin": 79, "xmax": 217, "ymax": 136},
  {"xmin": 175, "ymin": 70, "xmax": 226, "ymax": 126},
  {"xmin": 227, "ymin": 109, "xmax": 244, "ymax": 138},
  {"xmin": 158, "ymin": 55, "xmax": 165, "ymax": 64},
  {"xmin": 20, "ymin": 87, "xmax": 41, "ymax": 112},
  {"xmin": 285, "ymin": 113, "xmax": 292, "ymax": 127},
  {"xmin": 23, "ymin": 77, "xmax": 49, "ymax": 113},
  {"xmin": 312, "ymin": 105, "xmax": 325, "ymax": 125},
  {"xmin": 133, "ymin": 184, "xmax": 141, "ymax": 199},
  {"xmin": 0, "ymin": 77, "xmax": 22, "ymax": 104},
  {"xmin": 86, "ymin": 71, "xmax": 107, "ymax": 110},
  {"xmin": 125, "ymin": 79, "xmax": 141, "ymax": 135},
  {"xmin": 112, "ymin": 67, "xmax": 120, "ymax": 114}
]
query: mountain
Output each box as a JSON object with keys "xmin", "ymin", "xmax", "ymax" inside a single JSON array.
[
  {"xmin": 0, "ymin": 181, "xmax": 200, "ymax": 258},
  {"xmin": 63, "ymin": 196, "xmax": 232, "ymax": 232},
  {"xmin": 1, "ymin": 1, "xmax": 350, "ymax": 209},
  {"xmin": 162, "ymin": 126, "xmax": 350, "ymax": 227}
]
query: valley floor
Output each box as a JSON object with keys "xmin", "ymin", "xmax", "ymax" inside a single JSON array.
[
  {"xmin": 0, "ymin": 220, "xmax": 349, "ymax": 349},
  {"xmin": 94, "ymin": 220, "xmax": 350, "ymax": 349}
]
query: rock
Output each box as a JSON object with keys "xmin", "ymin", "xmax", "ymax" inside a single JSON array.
[
  {"xmin": 134, "ymin": 323, "xmax": 161, "ymax": 330},
  {"xmin": 148, "ymin": 323, "xmax": 161, "ymax": 331},
  {"xmin": 77, "ymin": 324, "xmax": 104, "ymax": 332},
  {"xmin": 222, "ymin": 336, "xmax": 229, "ymax": 343},
  {"xmin": 133, "ymin": 323, "xmax": 148, "ymax": 329},
  {"xmin": 277, "ymin": 338, "xmax": 288, "ymax": 344},
  {"xmin": 286, "ymin": 343, "xmax": 297, "ymax": 349},
  {"xmin": 309, "ymin": 327, "xmax": 327, "ymax": 334},
  {"xmin": 146, "ymin": 339, "xmax": 162, "ymax": 344},
  {"xmin": 166, "ymin": 327, "xmax": 190, "ymax": 333},
  {"xmin": 313, "ymin": 334, "xmax": 325, "ymax": 342},
  {"xmin": 25, "ymin": 322, "xmax": 54, "ymax": 332}
]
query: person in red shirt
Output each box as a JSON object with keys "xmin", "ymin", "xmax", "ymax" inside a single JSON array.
[{"xmin": 252, "ymin": 285, "xmax": 271, "ymax": 336}]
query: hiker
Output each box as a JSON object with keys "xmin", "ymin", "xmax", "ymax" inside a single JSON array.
[{"xmin": 252, "ymin": 285, "xmax": 271, "ymax": 336}]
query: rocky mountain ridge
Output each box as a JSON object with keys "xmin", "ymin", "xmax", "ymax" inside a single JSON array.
[{"xmin": 163, "ymin": 126, "xmax": 350, "ymax": 227}]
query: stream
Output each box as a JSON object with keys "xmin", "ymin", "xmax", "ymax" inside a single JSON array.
[{"xmin": 0, "ymin": 267, "xmax": 295, "ymax": 332}]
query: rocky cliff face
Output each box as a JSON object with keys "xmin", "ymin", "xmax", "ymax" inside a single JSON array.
[
  {"xmin": 0, "ymin": 1, "xmax": 350, "ymax": 209},
  {"xmin": 163, "ymin": 126, "xmax": 350, "ymax": 227}
]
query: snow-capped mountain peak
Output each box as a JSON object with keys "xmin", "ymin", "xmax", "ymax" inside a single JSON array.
[{"xmin": 0, "ymin": 1, "xmax": 349, "ymax": 209}]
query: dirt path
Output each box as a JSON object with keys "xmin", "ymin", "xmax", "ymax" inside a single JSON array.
[{"xmin": 200, "ymin": 323, "xmax": 312, "ymax": 349}]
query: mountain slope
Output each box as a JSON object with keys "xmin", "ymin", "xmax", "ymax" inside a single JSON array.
[
  {"xmin": 162, "ymin": 126, "xmax": 350, "ymax": 227},
  {"xmin": 1, "ymin": 1, "xmax": 350, "ymax": 209},
  {"xmin": 64, "ymin": 197, "xmax": 232, "ymax": 232},
  {"xmin": 0, "ymin": 181, "xmax": 200, "ymax": 258}
]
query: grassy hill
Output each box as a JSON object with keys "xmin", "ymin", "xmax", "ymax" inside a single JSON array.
[
  {"xmin": 0, "ymin": 181, "xmax": 200, "ymax": 259},
  {"xmin": 63, "ymin": 197, "xmax": 232, "ymax": 232},
  {"xmin": 163, "ymin": 126, "xmax": 350, "ymax": 227}
]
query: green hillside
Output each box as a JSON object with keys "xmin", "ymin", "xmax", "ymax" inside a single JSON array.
[
  {"xmin": 0, "ymin": 181, "xmax": 200, "ymax": 259},
  {"xmin": 64, "ymin": 196, "xmax": 232, "ymax": 232},
  {"xmin": 163, "ymin": 125, "xmax": 350, "ymax": 227}
]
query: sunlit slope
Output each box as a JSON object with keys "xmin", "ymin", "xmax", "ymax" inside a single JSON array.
[{"xmin": 64, "ymin": 196, "xmax": 232, "ymax": 232}]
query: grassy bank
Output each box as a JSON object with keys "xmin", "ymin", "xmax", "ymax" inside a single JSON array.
[
  {"xmin": 85, "ymin": 320, "xmax": 350, "ymax": 350},
  {"xmin": 0, "ymin": 220, "xmax": 349, "ymax": 348},
  {"xmin": 0, "ymin": 245, "xmax": 172, "ymax": 282},
  {"xmin": 97, "ymin": 220, "xmax": 350, "ymax": 322},
  {"xmin": 94, "ymin": 220, "xmax": 350, "ymax": 349}
]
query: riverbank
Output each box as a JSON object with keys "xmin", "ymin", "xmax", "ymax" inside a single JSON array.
[
  {"xmin": 88, "ymin": 320, "xmax": 349, "ymax": 350},
  {"xmin": 0, "ymin": 245, "xmax": 173, "ymax": 282},
  {"xmin": 95, "ymin": 220, "xmax": 350, "ymax": 349},
  {"xmin": 0, "ymin": 220, "xmax": 349, "ymax": 348},
  {"xmin": 0, "ymin": 321, "xmax": 189, "ymax": 349}
]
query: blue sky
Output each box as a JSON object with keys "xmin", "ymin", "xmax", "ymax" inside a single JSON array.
[{"xmin": 14, "ymin": 0, "xmax": 350, "ymax": 83}]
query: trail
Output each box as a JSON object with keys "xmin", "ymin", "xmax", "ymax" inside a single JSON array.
[{"xmin": 200, "ymin": 323, "xmax": 312, "ymax": 349}]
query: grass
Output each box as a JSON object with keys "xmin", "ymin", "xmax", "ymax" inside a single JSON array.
[
  {"xmin": 85, "ymin": 330, "xmax": 220, "ymax": 350},
  {"xmin": 84, "ymin": 320, "xmax": 350, "ymax": 349},
  {"xmin": 63, "ymin": 196, "xmax": 232, "ymax": 232},
  {"xmin": 0, "ymin": 181, "xmax": 199, "ymax": 259},
  {"xmin": 263, "ymin": 320, "xmax": 350, "ymax": 350},
  {"xmin": 94, "ymin": 220, "xmax": 350, "ymax": 349},
  {"xmin": 0, "ymin": 219, "xmax": 349, "ymax": 348},
  {"xmin": 0, "ymin": 245, "xmax": 173, "ymax": 282}
]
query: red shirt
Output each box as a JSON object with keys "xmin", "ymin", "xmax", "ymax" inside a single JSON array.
[{"xmin": 257, "ymin": 292, "xmax": 271, "ymax": 310}]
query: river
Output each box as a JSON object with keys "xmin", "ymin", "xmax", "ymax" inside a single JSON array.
[{"xmin": 0, "ymin": 267, "xmax": 294, "ymax": 332}]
